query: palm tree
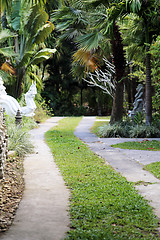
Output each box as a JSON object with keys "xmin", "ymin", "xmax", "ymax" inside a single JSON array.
[
  {"xmin": 107, "ymin": 0, "xmax": 160, "ymax": 124},
  {"xmin": 52, "ymin": 0, "xmax": 126, "ymax": 123}
]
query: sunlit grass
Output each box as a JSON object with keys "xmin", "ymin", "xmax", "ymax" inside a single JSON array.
[
  {"xmin": 91, "ymin": 117, "xmax": 110, "ymax": 136},
  {"xmin": 112, "ymin": 140, "xmax": 160, "ymax": 151},
  {"xmin": 45, "ymin": 117, "xmax": 160, "ymax": 240},
  {"xmin": 145, "ymin": 162, "xmax": 160, "ymax": 179}
]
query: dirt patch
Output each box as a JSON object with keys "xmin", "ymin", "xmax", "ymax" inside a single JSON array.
[{"xmin": 0, "ymin": 155, "xmax": 24, "ymax": 233}]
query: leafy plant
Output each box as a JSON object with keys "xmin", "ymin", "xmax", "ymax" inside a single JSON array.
[
  {"xmin": 133, "ymin": 111, "xmax": 144, "ymax": 125},
  {"xmin": 34, "ymin": 98, "xmax": 53, "ymax": 123},
  {"xmin": 129, "ymin": 125, "xmax": 160, "ymax": 138},
  {"xmin": 5, "ymin": 115, "xmax": 35, "ymax": 156},
  {"xmin": 92, "ymin": 119, "xmax": 160, "ymax": 138},
  {"xmin": 2, "ymin": 2, "xmax": 56, "ymax": 98}
]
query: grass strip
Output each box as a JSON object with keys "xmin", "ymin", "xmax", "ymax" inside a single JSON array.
[
  {"xmin": 112, "ymin": 140, "xmax": 160, "ymax": 151},
  {"xmin": 45, "ymin": 117, "xmax": 160, "ymax": 240},
  {"xmin": 145, "ymin": 162, "xmax": 160, "ymax": 179},
  {"xmin": 90, "ymin": 121, "xmax": 108, "ymax": 136}
]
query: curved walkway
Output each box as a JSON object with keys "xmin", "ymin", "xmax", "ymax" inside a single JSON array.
[
  {"xmin": 74, "ymin": 117, "xmax": 160, "ymax": 219},
  {"xmin": 0, "ymin": 117, "xmax": 70, "ymax": 240}
]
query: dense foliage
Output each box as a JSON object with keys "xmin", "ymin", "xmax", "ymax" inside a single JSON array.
[{"xmin": 0, "ymin": 0, "xmax": 159, "ymax": 120}]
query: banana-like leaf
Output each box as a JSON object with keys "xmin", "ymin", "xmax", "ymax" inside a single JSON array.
[
  {"xmin": 32, "ymin": 22, "xmax": 55, "ymax": 45},
  {"xmin": 10, "ymin": 0, "xmax": 21, "ymax": 31},
  {"xmin": 0, "ymin": 29, "xmax": 16, "ymax": 43},
  {"xmin": 0, "ymin": 47, "xmax": 16, "ymax": 57},
  {"xmin": 24, "ymin": 5, "xmax": 48, "ymax": 36},
  {"xmin": 24, "ymin": 0, "xmax": 46, "ymax": 7},
  {"xmin": 17, "ymin": 51, "xmax": 34, "ymax": 67},
  {"xmin": 29, "ymin": 48, "xmax": 56, "ymax": 65}
]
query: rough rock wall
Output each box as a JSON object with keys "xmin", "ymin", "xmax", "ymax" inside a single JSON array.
[{"xmin": 0, "ymin": 107, "xmax": 8, "ymax": 180}]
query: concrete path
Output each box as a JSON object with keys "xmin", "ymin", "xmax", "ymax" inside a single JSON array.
[
  {"xmin": 0, "ymin": 117, "xmax": 70, "ymax": 240},
  {"xmin": 74, "ymin": 116, "xmax": 160, "ymax": 219}
]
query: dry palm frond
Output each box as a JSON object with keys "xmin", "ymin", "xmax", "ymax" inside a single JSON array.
[
  {"xmin": 1, "ymin": 61, "xmax": 16, "ymax": 75},
  {"xmin": 73, "ymin": 48, "xmax": 99, "ymax": 72}
]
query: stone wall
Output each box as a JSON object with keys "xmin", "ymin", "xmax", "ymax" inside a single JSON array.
[{"xmin": 0, "ymin": 107, "xmax": 8, "ymax": 181}]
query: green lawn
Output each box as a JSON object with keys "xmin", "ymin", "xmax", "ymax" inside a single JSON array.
[
  {"xmin": 145, "ymin": 162, "xmax": 160, "ymax": 179},
  {"xmin": 111, "ymin": 140, "xmax": 160, "ymax": 151},
  {"xmin": 45, "ymin": 117, "xmax": 160, "ymax": 240}
]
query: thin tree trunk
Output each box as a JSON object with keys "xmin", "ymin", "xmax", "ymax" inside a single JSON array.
[
  {"xmin": 15, "ymin": 67, "xmax": 25, "ymax": 99},
  {"xmin": 110, "ymin": 23, "xmax": 126, "ymax": 124},
  {"xmin": 145, "ymin": 48, "xmax": 152, "ymax": 125}
]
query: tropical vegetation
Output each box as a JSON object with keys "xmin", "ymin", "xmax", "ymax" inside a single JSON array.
[{"xmin": 0, "ymin": 0, "xmax": 159, "ymax": 123}]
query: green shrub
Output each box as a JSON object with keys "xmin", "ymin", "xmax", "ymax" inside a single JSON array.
[
  {"xmin": 7, "ymin": 125, "xmax": 34, "ymax": 157},
  {"xmin": 97, "ymin": 120, "xmax": 160, "ymax": 138},
  {"xmin": 129, "ymin": 125, "xmax": 160, "ymax": 138},
  {"xmin": 34, "ymin": 99, "xmax": 53, "ymax": 123},
  {"xmin": 5, "ymin": 115, "xmax": 35, "ymax": 156}
]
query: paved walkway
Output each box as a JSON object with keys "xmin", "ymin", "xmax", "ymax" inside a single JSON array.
[
  {"xmin": 74, "ymin": 117, "xmax": 160, "ymax": 219},
  {"xmin": 0, "ymin": 117, "xmax": 70, "ymax": 240}
]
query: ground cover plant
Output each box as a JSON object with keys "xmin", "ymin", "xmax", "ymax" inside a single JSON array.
[
  {"xmin": 144, "ymin": 162, "xmax": 160, "ymax": 180},
  {"xmin": 45, "ymin": 117, "xmax": 160, "ymax": 240},
  {"xmin": 111, "ymin": 140, "xmax": 160, "ymax": 151}
]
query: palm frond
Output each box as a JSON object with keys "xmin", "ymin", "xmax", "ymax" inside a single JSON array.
[
  {"xmin": 73, "ymin": 48, "xmax": 99, "ymax": 72},
  {"xmin": 1, "ymin": 62, "xmax": 16, "ymax": 75},
  {"xmin": 23, "ymin": 0, "xmax": 46, "ymax": 7},
  {"xmin": 29, "ymin": 71, "xmax": 42, "ymax": 89},
  {"xmin": 126, "ymin": 0, "xmax": 142, "ymax": 13},
  {"xmin": 77, "ymin": 32, "xmax": 103, "ymax": 50}
]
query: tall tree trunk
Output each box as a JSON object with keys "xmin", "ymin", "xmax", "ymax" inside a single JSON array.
[
  {"xmin": 110, "ymin": 23, "xmax": 126, "ymax": 124},
  {"xmin": 15, "ymin": 67, "xmax": 25, "ymax": 99},
  {"xmin": 145, "ymin": 48, "xmax": 152, "ymax": 125}
]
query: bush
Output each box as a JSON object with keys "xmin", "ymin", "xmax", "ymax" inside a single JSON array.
[
  {"xmin": 7, "ymin": 125, "xmax": 34, "ymax": 157},
  {"xmin": 34, "ymin": 99, "xmax": 53, "ymax": 123},
  {"xmin": 97, "ymin": 120, "xmax": 160, "ymax": 138},
  {"xmin": 5, "ymin": 115, "xmax": 35, "ymax": 156}
]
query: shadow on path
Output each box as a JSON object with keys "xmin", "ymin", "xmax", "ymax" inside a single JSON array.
[{"xmin": 0, "ymin": 117, "xmax": 70, "ymax": 240}]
